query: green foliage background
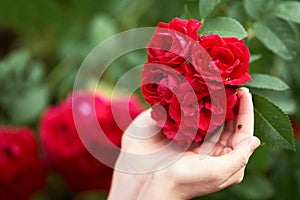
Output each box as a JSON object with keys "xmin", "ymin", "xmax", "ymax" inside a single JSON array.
[{"xmin": 0, "ymin": 0, "xmax": 299, "ymax": 199}]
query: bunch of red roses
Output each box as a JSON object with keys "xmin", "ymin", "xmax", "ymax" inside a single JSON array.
[{"xmin": 141, "ymin": 18, "xmax": 252, "ymax": 146}]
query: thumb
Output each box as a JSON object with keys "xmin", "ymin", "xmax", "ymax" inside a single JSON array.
[
  {"xmin": 221, "ymin": 136, "xmax": 260, "ymax": 176},
  {"xmin": 123, "ymin": 109, "xmax": 162, "ymax": 143}
]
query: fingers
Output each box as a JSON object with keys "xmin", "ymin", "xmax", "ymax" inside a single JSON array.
[
  {"xmin": 167, "ymin": 136, "xmax": 260, "ymax": 199},
  {"xmin": 229, "ymin": 88, "xmax": 254, "ymax": 147},
  {"xmin": 217, "ymin": 120, "xmax": 234, "ymax": 147},
  {"xmin": 219, "ymin": 167, "xmax": 245, "ymax": 188},
  {"xmin": 121, "ymin": 108, "xmax": 168, "ymax": 154},
  {"xmin": 235, "ymin": 88, "xmax": 254, "ymax": 134},
  {"xmin": 124, "ymin": 109, "xmax": 161, "ymax": 140},
  {"xmin": 216, "ymin": 88, "xmax": 254, "ymax": 148},
  {"xmin": 219, "ymin": 136, "xmax": 260, "ymax": 182}
]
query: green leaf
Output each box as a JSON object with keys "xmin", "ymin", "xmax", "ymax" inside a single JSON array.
[
  {"xmin": 182, "ymin": 4, "xmax": 194, "ymax": 19},
  {"xmin": 230, "ymin": 174, "xmax": 274, "ymax": 199},
  {"xmin": 246, "ymin": 73, "xmax": 289, "ymax": 91},
  {"xmin": 243, "ymin": 0, "xmax": 275, "ymax": 19},
  {"xmin": 0, "ymin": 49, "xmax": 30, "ymax": 79},
  {"xmin": 243, "ymin": 0, "xmax": 265, "ymax": 19},
  {"xmin": 88, "ymin": 15, "xmax": 117, "ymax": 45},
  {"xmin": 252, "ymin": 22, "xmax": 294, "ymax": 60},
  {"xmin": 200, "ymin": 17, "xmax": 248, "ymax": 39},
  {"xmin": 199, "ymin": 0, "xmax": 221, "ymax": 19},
  {"xmin": 250, "ymin": 54, "xmax": 262, "ymax": 63},
  {"xmin": 11, "ymin": 86, "xmax": 48, "ymax": 124},
  {"xmin": 27, "ymin": 61, "xmax": 45, "ymax": 84},
  {"xmin": 250, "ymin": 88, "xmax": 296, "ymax": 114},
  {"xmin": 267, "ymin": 18, "xmax": 298, "ymax": 59},
  {"xmin": 253, "ymin": 94, "xmax": 295, "ymax": 150},
  {"xmin": 275, "ymin": 1, "xmax": 300, "ymax": 24},
  {"xmin": 227, "ymin": 1, "xmax": 247, "ymax": 23}
]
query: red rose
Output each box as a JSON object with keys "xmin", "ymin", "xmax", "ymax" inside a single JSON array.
[
  {"xmin": 141, "ymin": 18, "xmax": 250, "ymax": 146},
  {"xmin": 225, "ymin": 88, "xmax": 238, "ymax": 120},
  {"xmin": 189, "ymin": 47, "xmax": 225, "ymax": 91},
  {"xmin": 199, "ymin": 34, "xmax": 252, "ymax": 85},
  {"xmin": 0, "ymin": 127, "xmax": 47, "ymax": 200},
  {"xmin": 40, "ymin": 99, "xmax": 84, "ymax": 160},
  {"xmin": 151, "ymin": 105, "xmax": 189, "ymax": 146},
  {"xmin": 158, "ymin": 17, "xmax": 201, "ymax": 41},
  {"xmin": 161, "ymin": 85, "xmax": 237, "ymax": 144},
  {"xmin": 40, "ymin": 91, "xmax": 144, "ymax": 192},
  {"xmin": 147, "ymin": 18, "xmax": 202, "ymax": 71},
  {"xmin": 197, "ymin": 88, "xmax": 237, "ymax": 132},
  {"xmin": 141, "ymin": 63, "xmax": 184, "ymax": 105}
]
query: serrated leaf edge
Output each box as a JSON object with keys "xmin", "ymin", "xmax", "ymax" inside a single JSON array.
[
  {"xmin": 254, "ymin": 94, "xmax": 295, "ymax": 150},
  {"xmin": 247, "ymin": 85, "xmax": 288, "ymax": 91},
  {"xmin": 245, "ymin": 73, "xmax": 289, "ymax": 91}
]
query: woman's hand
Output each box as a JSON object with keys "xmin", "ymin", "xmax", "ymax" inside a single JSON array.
[{"xmin": 108, "ymin": 88, "xmax": 260, "ymax": 200}]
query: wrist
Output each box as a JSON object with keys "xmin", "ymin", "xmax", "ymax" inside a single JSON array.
[
  {"xmin": 108, "ymin": 170, "xmax": 148, "ymax": 200},
  {"xmin": 138, "ymin": 171, "xmax": 185, "ymax": 200}
]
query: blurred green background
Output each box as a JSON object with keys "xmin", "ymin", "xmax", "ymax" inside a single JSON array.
[{"xmin": 0, "ymin": 0, "xmax": 299, "ymax": 199}]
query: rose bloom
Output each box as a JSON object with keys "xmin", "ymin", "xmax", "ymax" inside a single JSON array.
[
  {"xmin": 0, "ymin": 126, "xmax": 47, "ymax": 200},
  {"xmin": 198, "ymin": 34, "xmax": 252, "ymax": 85},
  {"xmin": 141, "ymin": 63, "xmax": 184, "ymax": 106},
  {"xmin": 151, "ymin": 83, "xmax": 237, "ymax": 146},
  {"xmin": 40, "ymin": 91, "xmax": 144, "ymax": 192},
  {"xmin": 146, "ymin": 68, "xmax": 237, "ymax": 144},
  {"xmin": 141, "ymin": 18, "xmax": 249, "ymax": 146},
  {"xmin": 147, "ymin": 17, "xmax": 202, "ymax": 72}
]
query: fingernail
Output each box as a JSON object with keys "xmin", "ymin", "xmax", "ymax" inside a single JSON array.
[
  {"xmin": 249, "ymin": 137, "xmax": 261, "ymax": 152},
  {"xmin": 238, "ymin": 87, "xmax": 249, "ymax": 93}
]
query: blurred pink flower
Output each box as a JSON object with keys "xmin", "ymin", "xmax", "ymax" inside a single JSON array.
[
  {"xmin": 0, "ymin": 126, "xmax": 47, "ymax": 200},
  {"xmin": 40, "ymin": 91, "xmax": 144, "ymax": 192}
]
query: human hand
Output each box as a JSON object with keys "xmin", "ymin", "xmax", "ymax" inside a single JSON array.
[{"xmin": 108, "ymin": 88, "xmax": 260, "ymax": 200}]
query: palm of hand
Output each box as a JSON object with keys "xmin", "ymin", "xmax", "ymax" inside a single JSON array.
[{"xmin": 109, "ymin": 89, "xmax": 260, "ymax": 200}]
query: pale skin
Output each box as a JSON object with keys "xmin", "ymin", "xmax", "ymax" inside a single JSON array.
[{"xmin": 108, "ymin": 88, "xmax": 261, "ymax": 200}]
